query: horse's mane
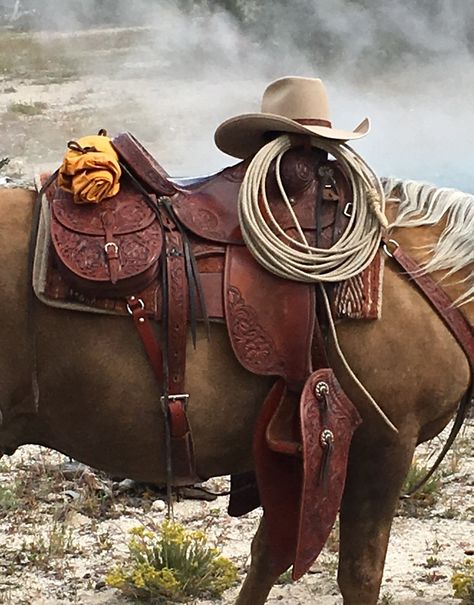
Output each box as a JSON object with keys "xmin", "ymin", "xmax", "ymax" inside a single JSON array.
[{"xmin": 382, "ymin": 178, "xmax": 474, "ymax": 306}]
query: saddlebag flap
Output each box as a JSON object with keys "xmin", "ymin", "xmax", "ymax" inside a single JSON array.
[{"xmin": 50, "ymin": 178, "xmax": 163, "ymax": 297}]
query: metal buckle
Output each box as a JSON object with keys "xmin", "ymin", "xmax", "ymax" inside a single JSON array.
[
  {"xmin": 343, "ymin": 202, "xmax": 353, "ymax": 218},
  {"xmin": 104, "ymin": 241, "xmax": 119, "ymax": 254},
  {"xmin": 126, "ymin": 297, "xmax": 145, "ymax": 315},
  {"xmin": 160, "ymin": 393, "xmax": 190, "ymax": 408},
  {"xmin": 382, "ymin": 239, "xmax": 400, "ymax": 258}
]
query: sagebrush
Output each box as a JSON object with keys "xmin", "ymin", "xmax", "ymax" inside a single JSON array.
[{"xmin": 106, "ymin": 520, "xmax": 237, "ymax": 602}]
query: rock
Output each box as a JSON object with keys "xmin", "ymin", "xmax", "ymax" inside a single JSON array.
[
  {"xmin": 60, "ymin": 461, "xmax": 89, "ymax": 479},
  {"xmin": 116, "ymin": 478, "xmax": 137, "ymax": 493},
  {"xmin": 63, "ymin": 489, "xmax": 81, "ymax": 501},
  {"xmin": 65, "ymin": 510, "xmax": 90, "ymax": 528},
  {"xmin": 151, "ymin": 499, "xmax": 166, "ymax": 512}
]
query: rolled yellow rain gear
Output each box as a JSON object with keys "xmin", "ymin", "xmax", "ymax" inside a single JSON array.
[{"xmin": 58, "ymin": 134, "xmax": 121, "ymax": 204}]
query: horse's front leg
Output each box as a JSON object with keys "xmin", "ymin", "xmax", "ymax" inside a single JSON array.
[
  {"xmin": 337, "ymin": 431, "xmax": 417, "ymax": 605},
  {"xmin": 235, "ymin": 515, "xmax": 283, "ymax": 605}
]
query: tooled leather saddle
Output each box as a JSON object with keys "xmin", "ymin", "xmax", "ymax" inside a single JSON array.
[{"xmin": 45, "ymin": 132, "xmax": 364, "ymax": 579}]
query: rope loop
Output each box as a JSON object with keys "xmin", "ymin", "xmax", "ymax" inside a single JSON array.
[{"xmin": 238, "ymin": 135, "xmax": 387, "ymax": 283}]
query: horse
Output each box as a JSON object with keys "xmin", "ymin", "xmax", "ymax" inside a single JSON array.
[{"xmin": 0, "ymin": 177, "xmax": 472, "ymax": 605}]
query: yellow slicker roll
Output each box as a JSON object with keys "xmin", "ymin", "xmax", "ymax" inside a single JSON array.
[{"xmin": 58, "ymin": 135, "xmax": 121, "ymax": 204}]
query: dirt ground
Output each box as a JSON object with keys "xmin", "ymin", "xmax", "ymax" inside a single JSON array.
[
  {"xmin": 0, "ymin": 24, "xmax": 473, "ymax": 605},
  {"xmin": 0, "ymin": 427, "xmax": 472, "ymax": 605}
]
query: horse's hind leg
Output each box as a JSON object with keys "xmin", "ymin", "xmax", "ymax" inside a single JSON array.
[
  {"xmin": 337, "ymin": 432, "xmax": 417, "ymax": 605},
  {"xmin": 235, "ymin": 516, "xmax": 282, "ymax": 605}
]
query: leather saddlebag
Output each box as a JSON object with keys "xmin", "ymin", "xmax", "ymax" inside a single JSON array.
[{"xmin": 50, "ymin": 179, "xmax": 163, "ymax": 297}]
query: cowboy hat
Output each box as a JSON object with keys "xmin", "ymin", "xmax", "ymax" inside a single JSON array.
[{"xmin": 214, "ymin": 76, "xmax": 370, "ymax": 159}]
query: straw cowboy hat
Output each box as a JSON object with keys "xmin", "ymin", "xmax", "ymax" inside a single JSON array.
[{"xmin": 214, "ymin": 76, "xmax": 370, "ymax": 159}]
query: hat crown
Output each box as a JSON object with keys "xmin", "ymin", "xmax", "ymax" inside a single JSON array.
[{"xmin": 261, "ymin": 77, "xmax": 331, "ymax": 122}]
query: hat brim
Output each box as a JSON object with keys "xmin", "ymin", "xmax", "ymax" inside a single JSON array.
[{"xmin": 215, "ymin": 113, "xmax": 370, "ymax": 159}]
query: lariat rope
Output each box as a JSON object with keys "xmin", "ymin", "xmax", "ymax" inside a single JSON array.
[
  {"xmin": 238, "ymin": 134, "xmax": 388, "ymax": 283},
  {"xmin": 238, "ymin": 134, "xmax": 397, "ymax": 434}
]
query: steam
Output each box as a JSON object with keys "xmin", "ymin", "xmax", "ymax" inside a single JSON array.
[{"xmin": 1, "ymin": 0, "xmax": 473, "ymax": 192}]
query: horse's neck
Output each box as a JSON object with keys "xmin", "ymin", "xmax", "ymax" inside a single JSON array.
[{"xmin": 389, "ymin": 219, "xmax": 474, "ymax": 323}]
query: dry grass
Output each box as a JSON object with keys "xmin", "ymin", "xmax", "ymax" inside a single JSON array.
[
  {"xmin": 6, "ymin": 101, "xmax": 48, "ymax": 115},
  {"xmin": 0, "ymin": 28, "xmax": 154, "ymax": 81}
]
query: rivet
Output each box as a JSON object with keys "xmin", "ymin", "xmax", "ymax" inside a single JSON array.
[{"xmin": 138, "ymin": 317, "xmax": 145, "ymax": 323}]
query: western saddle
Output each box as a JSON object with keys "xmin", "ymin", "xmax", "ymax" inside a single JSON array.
[{"xmin": 39, "ymin": 131, "xmax": 473, "ymax": 580}]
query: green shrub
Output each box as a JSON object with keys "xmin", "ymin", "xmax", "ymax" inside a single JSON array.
[
  {"xmin": 403, "ymin": 460, "xmax": 440, "ymax": 498},
  {"xmin": 399, "ymin": 459, "xmax": 441, "ymax": 516},
  {"xmin": 452, "ymin": 559, "xmax": 474, "ymax": 604},
  {"xmin": 106, "ymin": 521, "xmax": 238, "ymax": 602},
  {"xmin": 0, "ymin": 486, "xmax": 18, "ymax": 513}
]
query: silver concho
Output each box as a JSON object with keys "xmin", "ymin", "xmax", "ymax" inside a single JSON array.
[{"xmin": 320, "ymin": 428, "xmax": 334, "ymax": 447}]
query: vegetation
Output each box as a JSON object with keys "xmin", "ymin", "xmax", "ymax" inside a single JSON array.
[
  {"xmin": 7, "ymin": 101, "xmax": 48, "ymax": 115},
  {"xmin": 398, "ymin": 459, "xmax": 441, "ymax": 516},
  {"xmin": 452, "ymin": 560, "xmax": 474, "ymax": 604},
  {"xmin": 378, "ymin": 592, "xmax": 395, "ymax": 605},
  {"xmin": 19, "ymin": 523, "xmax": 79, "ymax": 570},
  {"xmin": 106, "ymin": 521, "xmax": 238, "ymax": 602}
]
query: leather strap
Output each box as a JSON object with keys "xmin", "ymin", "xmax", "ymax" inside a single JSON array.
[
  {"xmin": 126, "ymin": 226, "xmax": 199, "ymax": 486},
  {"xmin": 388, "ymin": 242, "xmax": 473, "ymax": 494},
  {"xmin": 166, "ymin": 230, "xmax": 188, "ymax": 392},
  {"xmin": 127, "ymin": 296, "xmax": 163, "ymax": 384},
  {"xmin": 101, "ymin": 209, "xmax": 120, "ymax": 284},
  {"xmin": 164, "ymin": 229, "xmax": 199, "ymax": 484},
  {"xmin": 112, "ymin": 132, "xmax": 177, "ymax": 196}
]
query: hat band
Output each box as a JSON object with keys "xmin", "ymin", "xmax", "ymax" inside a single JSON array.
[{"xmin": 295, "ymin": 118, "xmax": 332, "ymax": 128}]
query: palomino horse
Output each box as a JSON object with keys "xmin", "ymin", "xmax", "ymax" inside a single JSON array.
[{"xmin": 0, "ymin": 178, "xmax": 472, "ymax": 605}]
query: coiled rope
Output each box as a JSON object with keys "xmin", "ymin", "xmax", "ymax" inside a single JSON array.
[{"xmin": 238, "ymin": 134, "xmax": 388, "ymax": 283}]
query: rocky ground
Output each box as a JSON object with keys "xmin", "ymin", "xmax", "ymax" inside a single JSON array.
[
  {"xmin": 0, "ymin": 424, "xmax": 472, "ymax": 605},
  {"xmin": 0, "ymin": 23, "xmax": 473, "ymax": 605}
]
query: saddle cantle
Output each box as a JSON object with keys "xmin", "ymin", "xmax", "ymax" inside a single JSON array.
[{"xmin": 50, "ymin": 178, "xmax": 163, "ymax": 297}]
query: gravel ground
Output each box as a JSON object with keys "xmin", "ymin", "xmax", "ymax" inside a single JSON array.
[{"xmin": 0, "ymin": 424, "xmax": 472, "ymax": 605}]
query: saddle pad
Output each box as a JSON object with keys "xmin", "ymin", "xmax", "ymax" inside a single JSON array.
[{"xmin": 332, "ymin": 251, "xmax": 384, "ymax": 320}]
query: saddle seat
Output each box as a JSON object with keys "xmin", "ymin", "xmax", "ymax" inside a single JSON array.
[{"xmin": 172, "ymin": 149, "xmax": 349, "ymax": 247}]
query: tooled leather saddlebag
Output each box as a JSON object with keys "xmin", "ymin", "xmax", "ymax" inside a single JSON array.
[{"xmin": 50, "ymin": 178, "xmax": 163, "ymax": 297}]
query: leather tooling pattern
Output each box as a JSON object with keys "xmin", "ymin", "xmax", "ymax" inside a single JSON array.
[{"xmin": 226, "ymin": 285, "xmax": 285, "ymax": 375}]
